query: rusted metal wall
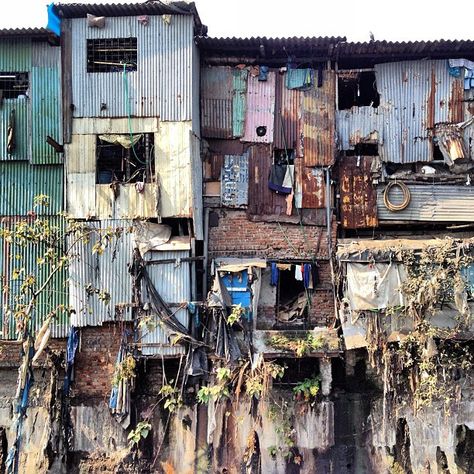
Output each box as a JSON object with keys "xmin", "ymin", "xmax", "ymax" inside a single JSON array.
[
  {"xmin": 299, "ymin": 164, "xmax": 326, "ymax": 209},
  {"xmin": 232, "ymin": 69, "xmax": 248, "ymax": 138},
  {"xmin": 375, "ymin": 60, "xmax": 464, "ymax": 163},
  {"xmin": 301, "ymin": 70, "xmax": 336, "ymax": 166},
  {"xmin": 242, "ymin": 72, "xmax": 275, "ymax": 143},
  {"xmin": 201, "ymin": 66, "xmax": 233, "ymax": 138},
  {"xmin": 220, "ymin": 154, "xmax": 249, "ymax": 207},
  {"xmin": 247, "ymin": 144, "xmax": 287, "ymax": 216},
  {"xmin": 274, "ymin": 73, "xmax": 300, "ymax": 150},
  {"xmin": 140, "ymin": 249, "xmax": 190, "ymax": 356},
  {"xmin": 69, "ymin": 220, "xmax": 134, "ymax": 328},
  {"xmin": 336, "ymin": 106, "xmax": 382, "ymax": 150},
  {"xmin": 340, "ymin": 156, "xmax": 378, "ymax": 228},
  {"xmin": 377, "ymin": 184, "xmax": 474, "ymax": 221},
  {"xmin": 70, "ymin": 15, "xmax": 196, "ymax": 120}
]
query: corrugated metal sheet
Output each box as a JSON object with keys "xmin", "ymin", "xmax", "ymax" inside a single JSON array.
[
  {"xmin": 0, "ymin": 39, "xmax": 31, "ymax": 70},
  {"xmin": 0, "ymin": 100, "xmax": 29, "ymax": 161},
  {"xmin": 156, "ymin": 121, "xmax": 193, "ymax": 218},
  {"xmin": 190, "ymin": 132, "xmax": 203, "ymax": 240},
  {"xmin": 31, "ymin": 65, "xmax": 62, "ymax": 164},
  {"xmin": 0, "ymin": 162, "xmax": 63, "ymax": 216},
  {"xmin": 69, "ymin": 220, "xmax": 134, "ymax": 327},
  {"xmin": 299, "ymin": 164, "xmax": 326, "ymax": 209},
  {"xmin": 220, "ymin": 154, "xmax": 249, "ymax": 208},
  {"xmin": 232, "ymin": 69, "xmax": 247, "ymax": 138},
  {"xmin": 463, "ymin": 88, "xmax": 474, "ymax": 161},
  {"xmin": 274, "ymin": 73, "xmax": 300, "ymax": 150},
  {"xmin": 375, "ymin": 60, "xmax": 464, "ymax": 163},
  {"xmin": 201, "ymin": 66, "xmax": 233, "ymax": 138},
  {"xmin": 247, "ymin": 144, "xmax": 287, "ymax": 216},
  {"xmin": 242, "ymin": 72, "xmax": 275, "ymax": 143},
  {"xmin": 70, "ymin": 15, "xmax": 195, "ymax": 120},
  {"xmin": 140, "ymin": 249, "xmax": 190, "ymax": 356},
  {"xmin": 0, "ymin": 216, "xmax": 68, "ymax": 339},
  {"xmin": 377, "ymin": 184, "xmax": 474, "ymax": 222},
  {"xmin": 336, "ymin": 106, "xmax": 382, "ymax": 150},
  {"xmin": 301, "ymin": 70, "xmax": 335, "ymax": 166},
  {"xmin": 340, "ymin": 156, "xmax": 378, "ymax": 228}
]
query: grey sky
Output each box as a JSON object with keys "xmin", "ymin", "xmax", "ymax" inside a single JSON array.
[{"xmin": 2, "ymin": 0, "xmax": 473, "ymax": 42}]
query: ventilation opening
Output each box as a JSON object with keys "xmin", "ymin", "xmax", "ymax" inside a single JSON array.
[
  {"xmin": 87, "ymin": 37, "xmax": 137, "ymax": 73},
  {"xmin": 96, "ymin": 133, "xmax": 154, "ymax": 184},
  {"xmin": 338, "ymin": 71, "xmax": 380, "ymax": 110},
  {"xmin": 345, "ymin": 144, "xmax": 379, "ymax": 156},
  {"xmin": 0, "ymin": 72, "xmax": 28, "ymax": 99}
]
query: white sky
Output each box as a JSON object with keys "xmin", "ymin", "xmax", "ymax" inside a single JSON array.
[{"xmin": 2, "ymin": 0, "xmax": 473, "ymax": 42}]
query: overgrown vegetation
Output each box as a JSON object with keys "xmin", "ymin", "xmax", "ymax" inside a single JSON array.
[{"xmin": 268, "ymin": 332, "xmax": 326, "ymax": 357}]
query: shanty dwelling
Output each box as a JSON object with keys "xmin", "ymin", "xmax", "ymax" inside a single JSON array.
[
  {"xmin": 0, "ymin": 27, "xmax": 71, "ymax": 473},
  {"xmin": 334, "ymin": 42, "xmax": 474, "ymax": 473}
]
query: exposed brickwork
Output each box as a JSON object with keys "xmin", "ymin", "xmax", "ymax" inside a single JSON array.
[
  {"xmin": 0, "ymin": 338, "xmax": 66, "ymax": 368},
  {"xmin": 71, "ymin": 322, "xmax": 131, "ymax": 402},
  {"xmin": 208, "ymin": 209, "xmax": 336, "ymax": 260}
]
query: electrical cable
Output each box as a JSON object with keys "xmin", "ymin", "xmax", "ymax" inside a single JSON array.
[{"xmin": 383, "ymin": 181, "xmax": 411, "ymax": 212}]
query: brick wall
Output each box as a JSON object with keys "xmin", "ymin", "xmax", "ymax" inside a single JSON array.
[
  {"xmin": 0, "ymin": 338, "xmax": 66, "ymax": 368},
  {"xmin": 71, "ymin": 322, "xmax": 130, "ymax": 402},
  {"xmin": 208, "ymin": 209, "xmax": 336, "ymax": 260}
]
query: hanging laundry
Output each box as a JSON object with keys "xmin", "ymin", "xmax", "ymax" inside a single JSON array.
[
  {"xmin": 294, "ymin": 264, "xmax": 303, "ymax": 281},
  {"xmin": 258, "ymin": 65, "xmax": 269, "ymax": 81},
  {"xmin": 285, "ymin": 190, "xmax": 294, "ymax": 216},
  {"xmin": 286, "ymin": 68, "xmax": 313, "ymax": 90},
  {"xmin": 269, "ymin": 163, "xmax": 292, "ymax": 194},
  {"xmin": 311, "ymin": 264, "xmax": 319, "ymax": 287},
  {"xmin": 7, "ymin": 109, "xmax": 15, "ymax": 154},
  {"xmin": 276, "ymin": 263, "xmax": 291, "ymax": 271},
  {"xmin": 303, "ymin": 263, "xmax": 312, "ymax": 288},
  {"xmin": 270, "ymin": 262, "xmax": 279, "ymax": 286}
]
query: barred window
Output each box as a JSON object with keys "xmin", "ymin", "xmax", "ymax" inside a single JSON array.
[
  {"xmin": 0, "ymin": 72, "xmax": 29, "ymax": 99},
  {"xmin": 87, "ymin": 38, "xmax": 137, "ymax": 73}
]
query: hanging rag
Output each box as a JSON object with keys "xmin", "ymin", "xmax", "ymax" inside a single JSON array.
[
  {"xmin": 7, "ymin": 109, "xmax": 15, "ymax": 154},
  {"xmin": 294, "ymin": 264, "xmax": 303, "ymax": 281},
  {"xmin": 285, "ymin": 190, "xmax": 294, "ymax": 216},
  {"xmin": 303, "ymin": 264, "xmax": 312, "ymax": 289},
  {"xmin": 286, "ymin": 68, "xmax": 313, "ymax": 90},
  {"xmin": 311, "ymin": 264, "xmax": 319, "ymax": 287},
  {"xmin": 64, "ymin": 326, "xmax": 79, "ymax": 395},
  {"xmin": 258, "ymin": 65, "xmax": 269, "ymax": 81},
  {"xmin": 270, "ymin": 263, "xmax": 279, "ymax": 286},
  {"xmin": 269, "ymin": 163, "xmax": 292, "ymax": 194}
]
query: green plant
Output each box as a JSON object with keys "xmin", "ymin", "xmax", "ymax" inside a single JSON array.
[
  {"xmin": 227, "ymin": 304, "xmax": 245, "ymax": 325},
  {"xmin": 112, "ymin": 354, "xmax": 136, "ymax": 387},
  {"xmin": 159, "ymin": 381, "xmax": 183, "ymax": 412},
  {"xmin": 293, "ymin": 376, "xmax": 320, "ymax": 402},
  {"xmin": 128, "ymin": 421, "xmax": 151, "ymax": 447},
  {"xmin": 269, "ymin": 333, "xmax": 325, "ymax": 357}
]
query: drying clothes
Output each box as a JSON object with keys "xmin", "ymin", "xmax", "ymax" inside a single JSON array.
[
  {"xmin": 269, "ymin": 164, "xmax": 292, "ymax": 194},
  {"xmin": 282, "ymin": 165, "xmax": 295, "ymax": 189},
  {"xmin": 285, "ymin": 191, "xmax": 294, "ymax": 216},
  {"xmin": 270, "ymin": 262, "xmax": 279, "ymax": 286},
  {"xmin": 64, "ymin": 326, "xmax": 79, "ymax": 395},
  {"xmin": 311, "ymin": 264, "xmax": 319, "ymax": 287},
  {"xmin": 7, "ymin": 109, "xmax": 15, "ymax": 154},
  {"xmin": 294, "ymin": 264, "xmax": 303, "ymax": 281},
  {"xmin": 258, "ymin": 65, "xmax": 269, "ymax": 81},
  {"xmin": 465, "ymin": 69, "xmax": 474, "ymax": 90},
  {"xmin": 448, "ymin": 66, "xmax": 462, "ymax": 78},
  {"xmin": 303, "ymin": 264, "xmax": 312, "ymax": 289},
  {"xmin": 286, "ymin": 68, "xmax": 313, "ymax": 90},
  {"xmin": 276, "ymin": 263, "xmax": 291, "ymax": 271}
]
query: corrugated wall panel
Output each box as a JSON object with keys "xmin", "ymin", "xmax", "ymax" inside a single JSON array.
[
  {"xmin": 377, "ymin": 184, "xmax": 474, "ymax": 222},
  {"xmin": 274, "ymin": 73, "xmax": 300, "ymax": 150},
  {"xmin": 201, "ymin": 66, "xmax": 233, "ymax": 138},
  {"xmin": 232, "ymin": 69, "xmax": 247, "ymax": 138},
  {"xmin": 464, "ymin": 88, "xmax": 474, "ymax": 160},
  {"xmin": 156, "ymin": 121, "xmax": 192, "ymax": 218},
  {"xmin": 302, "ymin": 70, "xmax": 335, "ymax": 166},
  {"xmin": 375, "ymin": 60, "xmax": 464, "ymax": 163},
  {"xmin": 0, "ymin": 99, "xmax": 30, "ymax": 161},
  {"xmin": 0, "ymin": 216, "xmax": 68, "ymax": 339},
  {"xmin": 31, "ymin": 65, "xmax": 63, "ymax": 164},
  {"xmin": 0, "ymin": 162, "xmax": 63, "ymax": 216},
  {"xmin": 242, "ymin": 72, "xmax": 275, "ymax": 143},
  {"xmin": 0, "ymin": 39, "xmax": 31, "ymax": 70},
  {"xmin": 340, "ymin": 157, "xmax": 378, "ymax": 228},
  {"xmin": 300, "ymin": 165, "xmax": 326, "ymax": 209},
  {"xmin": 71, "ymin": 15, "xmax": 194, "ymax": 120},
  {"xmin": 336, "ymin": 106, "xmax": 382, "ymax": 150},
  {"xmin": 190, "ymin": 131, "xmax": 203, "ymax": 240},
  {"xmin": 140, "ymin": 249, "xmax": 190, "ymax": 356},
  {"xmin": 69, "ymin": 220, "xmax": 133, "ymax": 327},
  {"xmin": 247, "ymin": 144, "xmax": 287, "ymax": 216}
]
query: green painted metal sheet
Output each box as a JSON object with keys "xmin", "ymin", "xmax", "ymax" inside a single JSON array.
[
  {"xmin": 31, "ymin": 66, "xmax": 62, "ymax": 164},
  {"xmin": 0, "ymin": 215, "xmax": 68, "ymax": 339},
  {"xmin": 0, "ymin": 162, "xmax": 63, "ymax": 216},
  {"xmin": 232, "ymin": 69, "xmax": 247, "ymax": 138},
  {"xmin": 0, "ymin": 99, "xmax": 30, "ymax": 161},
  {"xmin": 0, "ymin": 39, "xmax": 31, "ymax": 71}
]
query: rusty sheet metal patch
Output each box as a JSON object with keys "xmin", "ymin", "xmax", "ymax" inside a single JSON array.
[
  {"xmin": 220, "ymin": 154, "xmax": 249, "ymax": 208},
  {"xmin": 296, "ymin": 161, "xmax": 326, "ymax": 209},
  {"xmin": 340, "ymin": 156, "xmax": 378, "ymax": 229},
  {"xmin": 301, "ymin": 70, "xmax": 336, "ymax": 166}
]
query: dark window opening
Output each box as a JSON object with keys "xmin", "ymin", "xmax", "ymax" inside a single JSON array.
[
  {"xmin": 272, "ymin": 357, "xmax": 320, "ymax": 387},
  {"xmin": 0, "ymin": 72, "xmax": 28, "ymax": 99},
  {"xmin": 274, "ymin": 148, "xmax": 295, "ymax": 165},
  {"xmin": 275, "ymin": 264, "xmax": 309, "ymax": 328},
  {"xmin": 338, "ymin": 71, "xmax": 379, "ymax": 110},
  {"xmin": 96, "ymin": 133, "xmax": 154, "ymax": 184},
  {"xmin": 160, "ymin": 218, "xmax": 190, "ymax": 237},
  {"xmin": 87, "ymin": 37, "xmax": 137, "ymax": 73},
  {"xmin": 433, "ymin": 141, "xmax": 445, "ymax": 161},
  {"xmin": 344, "ymin": 143, "xmax": 379, "ymax": 156}
]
